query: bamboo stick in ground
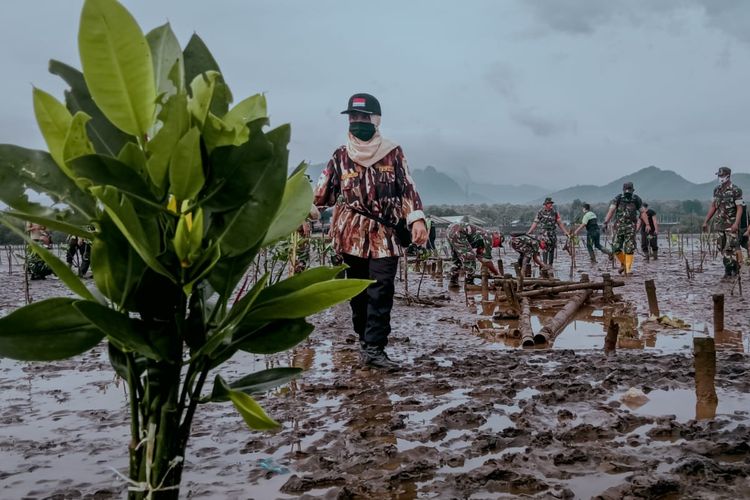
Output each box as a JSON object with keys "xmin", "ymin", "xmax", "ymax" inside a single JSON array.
[
  {"xmin": 515, "ymin": 298, "xmax": 534, "ymax": 347},
  {"xmin": 534, "ymin": 289, "xmax": 592, "ymax": 344}
]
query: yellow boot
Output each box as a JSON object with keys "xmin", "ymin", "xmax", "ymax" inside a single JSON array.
[
  {"xmin": 615, "ymin": 252, "xmax": 625, "ymax": 273},
  {"xmin": 624, "ymin": 254, "xmax": 634, "ymax": 275}
]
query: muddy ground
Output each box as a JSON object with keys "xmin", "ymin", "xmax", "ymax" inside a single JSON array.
[{"xmin": 1, "ymin": 237, "xmax": 749, "ymax": 499}]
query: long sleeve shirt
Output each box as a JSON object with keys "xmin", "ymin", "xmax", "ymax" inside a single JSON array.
[{"xmin": 314, "ymin": 145, "xmax": 425, "ymax": 258}]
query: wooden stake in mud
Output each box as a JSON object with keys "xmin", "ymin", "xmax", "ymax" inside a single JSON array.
[
  {"xmin": 513, "ymin": 262, "xmax": 524, "ymax": 293},
  {"xmin": 602, "ymin": 273, "xmax": 614, "ymax": 301},
  {"xmin": 497, "ymin": 259, "xmax": 504, "ymax": 276},
  {"xmin": 481, "ymin": 266, "xmax": 489, "ymax": 302},
  {"xmin": 693, "ymin": 337, "xmax": 718, "ymax": 420},
  {"xmin": 604, "ymin": 319, "xmax": 619, "ymax": 355},
  {"xmin": 712, "ymin": 294, "xmax": 724, "ymax": 334},
  {"xmin": 436, "ymin": 258, "xmax": 443, "ymax": 277},
  {"xmin": 644, "ymin": 279, "xmax": 659, "ymax": 317}
]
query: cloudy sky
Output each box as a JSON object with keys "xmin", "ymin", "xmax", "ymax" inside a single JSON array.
[{"xmin": 1, "ymin": 0, "xmax": 749, "ymax": 189}]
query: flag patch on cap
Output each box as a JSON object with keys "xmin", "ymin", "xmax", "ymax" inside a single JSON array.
[{"xmin": 352, "ymin": 97, "xmax": 366, "ymax": 107}]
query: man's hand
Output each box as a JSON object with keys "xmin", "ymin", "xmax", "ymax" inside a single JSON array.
[
  {"xmin": 730, "ymin": 223, "xmax": 739, "ymax": 233},
  {"xmin": 411, "ymin": 220, "xmax": 428, "ymax": 246}
]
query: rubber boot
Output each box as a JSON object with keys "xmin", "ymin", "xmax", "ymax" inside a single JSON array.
[
  {"xmin": 652, "ymin": 249, "xmax": 658, "ymax": 260},
  {"xmin": 361, "ymin": 344, "xmax": 399, "ymax": 369},
  {"xmin": 614, "ymin": 252, "xmax": 625, "ymax": 272},
  {"xmin": 624, "ymin": 254, "xmax": 634, "ymax": 275},
  {"xmin": 588, "ymin": 249, "xmax": 597, "ymax": 263}
]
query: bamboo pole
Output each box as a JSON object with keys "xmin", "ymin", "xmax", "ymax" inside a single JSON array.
[
  {"xmin": 534, "ymin": 290, "xmax": 591, "ymax": 344},
  {"xmin": 516, "ymin": 298, "xmax": 534, "ymax": 347},
  {"xmin": 645, "ymin": 279, "xmax": 659, "ymax": 317},
  {"xmin": 604, "ymin": 319, "xmax": 619, "ymax": 355},
  {"xmin": 712, "ymin": 294, "xmax": 724, "ymax": 334},
  {"xmin": 693, "ymin": 337, "xmax": 718, "ymax": 420}
]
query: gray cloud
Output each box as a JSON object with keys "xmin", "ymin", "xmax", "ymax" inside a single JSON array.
[{"xmin": 510, "ymin": 108, "xmax": 576, "ymax": 138}]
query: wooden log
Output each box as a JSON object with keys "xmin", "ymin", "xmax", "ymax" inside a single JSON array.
[
  {"xmin": 534, "ymin": 290, "xmax": 591, "ymax": 344},
  {"xmin": 437, "ymin": 258, "xmax": 443, "ymax": 276},
  {"xmin": 497, "ymin": 259, "xmax": 504, "ymax": 276},
  {"xmin": 712, "ymin": 294, "xmax": 724, "ymax": 334},
  {"xmin": 693, "ymin": 337, "xmax": 717, "ymax": 420},
  {"xmin": 645, "ymin": 279, "xmax": 659, "ymax": 317},
  {"xmin": 513, "ymin": 263, "xmax": 524, "ymax": 292},
  {"xmin": 502, "ymin": 278, "xmax": 520, "ymax": 314},
  {"xmin": 602, "ymin": 273, "xmax": 614, "ymax": 300},
  {"xmin": 604, "ymin": 319, "xmax": 619, "ymax": 355},
  {"xmin": 518, "ymin": 279, "xmax": 624, "ymax": 298},
  {"xmin": 481, "ymin": 266, "xmax": 489, "ymax": 301},
  {"xmin": 516, "ymin": 298, "xmax": 534, "ymax": 347}
]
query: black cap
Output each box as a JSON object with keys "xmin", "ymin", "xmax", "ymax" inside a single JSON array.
[
  {"xmin": 623, "ymin": 182, "xmax": 634, "ymax": 192},
  {"xmin": 341, "ymin": 93, "xmax": 381, "ymax": 115},
  {"xmin": 544, "ymin": 197, "xmax": 553, "ymax": 204},
  {"xmin": 716, "ymin": 166, "xmax": 731, "ymax": 176}
]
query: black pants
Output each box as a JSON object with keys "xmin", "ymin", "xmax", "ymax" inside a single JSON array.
[
  {"xmin": 343, "ymin": 254, "xmax": 399, "ymax": 348},
  {"xmin": 586, "ymin": 229, "xmax": 609, "ymax": 254},
  {"xmin": 640, "ymin": 230, "xmax": 658, "ymax": 253}
]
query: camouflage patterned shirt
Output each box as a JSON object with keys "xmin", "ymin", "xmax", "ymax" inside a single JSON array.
[
  {"xmin": 510, "ymin": 235, "xmax": 540, "ymax": 256},
  {"xmin": 610, "ymin": 193, "xmax": 644, "ymax": 231},
  {"xmin": 712, "ymin": 182, "xmax": 743, "ymax": 229},
  {"xmin": 534, "ymin": 207, "xmax": 560, "ymax": 234},
  {"xmin": 314, "ymin": 145, "xmax": 425, "ymax": 258},
  {"xmin": 447, "ymin": 222, "xmax": 493, "ymax": 259}
]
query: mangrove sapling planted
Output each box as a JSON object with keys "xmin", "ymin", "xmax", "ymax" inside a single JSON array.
[{"xmin": 0, "ymin": 0, "xmax": 370, "ymax": 497}]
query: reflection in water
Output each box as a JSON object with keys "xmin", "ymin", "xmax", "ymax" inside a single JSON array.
[
  {"xmin": 694, "ymin": 337, "xmax": 718, "ymax": 420},
  {"xmin": 714, "ymin": 328, "xmax": 744, "ymax": 353}
]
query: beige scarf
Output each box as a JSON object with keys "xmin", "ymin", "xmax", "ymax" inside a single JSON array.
[{"xmin": 345, "ymin": 115, "xmax": 398, "ymax": 168}]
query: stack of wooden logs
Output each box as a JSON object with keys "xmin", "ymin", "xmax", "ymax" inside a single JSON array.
[{"xmin": 466, "ymin": 268, "xmax": 625, "ymax": 348}]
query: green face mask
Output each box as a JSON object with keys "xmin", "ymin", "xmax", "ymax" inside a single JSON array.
[{"xmin": 349, "ymin": 122, "xmax": 376, "ymax": 141}]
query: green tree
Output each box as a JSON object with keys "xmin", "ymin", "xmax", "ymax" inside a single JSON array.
[{"xmin": 0, "ymin": 1, "xmax": 369, "ymax": 497}]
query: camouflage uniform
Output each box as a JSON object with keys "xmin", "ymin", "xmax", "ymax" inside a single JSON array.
[
  {"xmin": 610, "ymin": 193, "xmax": 644, "ymax": 255},
  {"xmin": 712, "ymin": 181, "xmax": 743, "ymax": 275},
  {"xmin": 66, "ymin": 235, "xmax": 91, "ymax": 277},
  {"xmin": 447, "ymin": 222, "xmax": 492, "ymax": 283},
  {"xmin": 293, "ymin": 223, "xmax": 311, "ymax": 274},
  {"xmin": 533, "ymin": 207, "xmax": 561, "ymax": 265},
  {"xmin": 510, "ymin": 234, "xmax": 540, "ymax": 269}
]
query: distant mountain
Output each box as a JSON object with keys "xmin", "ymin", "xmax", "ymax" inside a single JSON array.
[
  {"xmin": 302, "ymin": 162, "xmax": 750, "ymax": 205},
  {"xmin": 545, "ymin": 166, "xmax": 750, "ymax": 203}
]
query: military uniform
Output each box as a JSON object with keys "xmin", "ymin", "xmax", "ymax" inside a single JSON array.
[
  {"xmin": 510, "ymin": 234, "xmax": 540, "ymax": 270},
  {"xmin": 25, "ymin": 222, "xmax": 53, "ymax": 280},
  {"xmin": 610, "ymin": 193, "xmax": 643, "ymax": 256},
  {"xmin": 447, "ymin": 222, "xmax": 493, "ymax": 284},
  {"xmin": 532, "ymin": 206, "xmax": 561, "ymax": 265},
  {"xmin": 712, "ymin": 180, "xmax": 743, "ymax": 275}
]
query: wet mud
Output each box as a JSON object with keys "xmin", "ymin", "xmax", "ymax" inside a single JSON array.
[{"xmin": 1, "ymin": 237, "xmax": 749, "ymax": 499}]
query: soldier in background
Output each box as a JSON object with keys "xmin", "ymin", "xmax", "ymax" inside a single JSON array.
[
  {"xmin": 25, "ymin": 222, "xmax": 54, "ymax": 280},
  {"xmin": 637, "ymin": 203, "xmax": 659, "ymax": 260},
  {"xmin": 527, "ymin": 197, "xmax": 570, "ymax": 267},
  {"xmin": 447, "ymin": 222, "xmax": 502, "ymax": 287},
  {"xmin": 703, "ymin": 166, "xmax": 744, "ymax": 278},
  {"xmin": 571, "ymin": 203, "xmax": 611, "ymax": 263},
  {"xmin": 602, "ymin": 182, "xmax": 649, "ymax": 275},
  {"xmin": 510, "ymin": 233, "xmax": 550, "ymax": 275}
]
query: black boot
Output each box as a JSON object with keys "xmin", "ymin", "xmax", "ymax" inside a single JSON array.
[
  {"xmin": 588, "ymin": 249, "xmax": 596, "ymax": 263},
  {"xmin": 361, "ymin": 344, "xmax": 399, "ymax": 369}
]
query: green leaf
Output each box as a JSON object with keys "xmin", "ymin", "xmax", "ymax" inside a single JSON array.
[
  {"xmin": 209, "ymin": 368, "xmax": 302, "ymax": 402},
  {"xmin": 91, "ymin": 212, "xmax": 147, "ymax": 308},
  {"xmin": 187, "ymin": 71, "xmax": 218, "ymax": 126},
  {"xmin": 202, "ymin": 121, "xmax": 275, "ymax": 212},
  {"xmin": 73, "ymin": 301, "xmax": 163, "ymax": 360},
  {"xmin": 235, "ymin": 319, "xmax": 313, "ymax": 354},
  {"xmin": 224, "ymin": 94, "xmax": 267, "ymax": 129},
  {"xmin": 207, "ymin": 243, "xmax": 261, "ymax": 301},
  {"xmin": 32, "ymin": 87, "xmax": 73, "ymax": 168},
  {"xmin": 146, "ymin": 22, "xmax": 183, "ymax": 98},
  {"xmin": 0, "ymin": 298, "xmax": 103, "ymax": 361},
  {"xmin": 182, "ymin": 33, "xmax": 231, "ymax": 117},
  {"xmin": 146, "ymin": 90, "xmax": 189, "ymax": 192},
  {"xmin": 169, "ymin": 127, "xmax": 204, "ymax": 201},
  {"xmin": 250, "ymin": 279, "xmax": 371, "ymax": 321},
  {"xmin": 0, "ymin": 213, "xmax": 96, "ymax": 301},
  {"xmin": 202, "ymin": 112, "xmax": 240, "ymax": 151},
  {"xmin": 117, "ymin": 142, "xmax": 149, "ymax": 183},
  {"xmin": 208, "ymin": 376, "xmax": 280, "ymax": 430},
  {"xmin": 62, "ymin": 111, "xmax": 95, "ymax": 166},
  {"xmin": 4, "ymin": 211, "xmax": 91, "ymax": 239},
  {"xmin": 262, "ymin": 167, "xmax": 314, "ymax": 245},
  {"xmin": 90, "ymin": 185, "xmax": 173, "ymax": 282},
  {"xmin": 49, "ymin": 59, "xmax": 135, "ymax": 156},
  {"xmin": 255, "ymin": 265, "xmax": 346, "ymax": 303},
  {"xmin": 69, "ymin": 154, "xmax": 155, "ymax": 201},
  {"xmin": 78, "ymin": 0, "xmax": 155, "ymax": 137}
]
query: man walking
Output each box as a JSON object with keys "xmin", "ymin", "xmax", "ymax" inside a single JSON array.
[
  {"xmin": 637, "ymin": 203, "xmax": 659, "ymax": 260},
  {"xmin": 703, "ymin": 166, "xmax": 744, "ymax": 278},
  {"xmin": 527, "ymin": 197, "xmax": 569, "ymax": 267},
  {"xmin": 603, "ymin": 182, "xmax": 649, "ymax": 275},
  {"xmin": 571, "ymin": 203, "xmax": 610, "ymax": 263}
]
